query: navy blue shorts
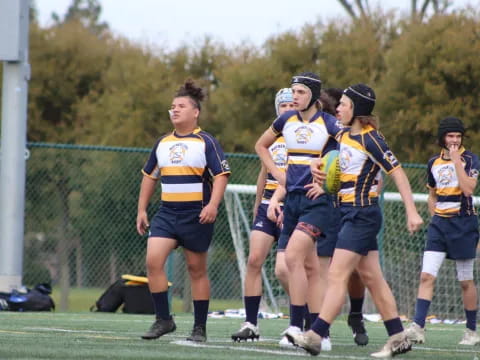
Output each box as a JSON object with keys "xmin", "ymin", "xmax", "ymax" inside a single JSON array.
[
  {"xmin": 316, "ymin": 205, "xmax": 340, "ymax": 257},
  {"xmin": 277, "ymin": 191, "xmax": 334, "ymax": 253},
  {"xmin": 251, "ymin": 203, "xmax": 281, "ymax": 240},
  {"xmin": 149, "ymin": 206, "xmax": 214, "ymax": 253},
  {"xmin": 336, "ymin": 205, "xmax": 381, "ymax": 256},
  {"xmin": 425, "ymin": 215, "xmax": 479, "ymax": 260}
]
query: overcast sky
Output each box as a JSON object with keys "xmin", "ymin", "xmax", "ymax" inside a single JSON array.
[{"xmin": 35, "ymin": 0, "xmax": 478, "ymax": 50}]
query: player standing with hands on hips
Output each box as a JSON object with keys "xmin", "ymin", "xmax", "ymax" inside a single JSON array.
[
  {"xmin": 406, "ymin": 117, "xmax": 480, "ymax": 346},
  {"xmin": 287, "ymin": 83, "xmax": 423, "ymax": 358},
  {"xmin": 137, "ymin": 80, "xmax": 230, "ymax": 343}
]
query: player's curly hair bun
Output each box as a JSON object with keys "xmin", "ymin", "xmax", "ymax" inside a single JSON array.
[{"xmin": 175, "ymin": 79, "xmax": 205, "ymax": 110}]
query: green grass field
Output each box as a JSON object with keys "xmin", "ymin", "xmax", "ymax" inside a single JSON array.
[{"xmin": 1, "ymin": 312, "xmax": 479, "ymax": 359}]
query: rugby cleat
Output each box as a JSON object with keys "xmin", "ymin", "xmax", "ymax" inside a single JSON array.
[
  {"xmin": 285, "ymin": 329, "xmax": 322, "ymax": 356},
  {"xmin": 279, "ymin": 335, "xmax": 294, "ymax": 348},
  {"xmin": 186, "ymin": 324, "xmax": 207, "ymax": 342},
  {"xmin": 348, "ymin": 312, "xmax": 369, "ymax": 346},
  {"xmin": 405, "ymin": 322, "xmax": 425, "ymax": 344},
  {"xmin": 141, "ymin": 317, "xmax": 176, "ymax": 339},
  {"xmin": 321, "ymin": 336, "xmax": 332, "ymax": 351},
  {"xmin": 231, "ymin": 322, "xmax": 260, "ymax": 342},
  {"xmin": 459, "ymin": 328, "xmax": 480, "ymax": 345},
  {"xmin": 279, "ymin": 326, "xmax": 301, "ymax": 348},
  {"xmin": 370, "ymin": 331, "xmax": 412, "ymax": 358}
]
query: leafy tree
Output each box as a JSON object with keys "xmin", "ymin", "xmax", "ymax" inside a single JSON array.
[
  {"xmin": 377, "ymin": 13, "xmax": 480, "ymax": 162},
  {"xmin": 316, "ymin": 15, "xmax": 399, "ymax": 88},
  {"xmin": 337, "ymin": 0, "xmax": 452, "ymax": 21},
  {"xmin": 28, "ymin": 21, "xmax": 111, "ymax": 143},
  {"xmin": 52, "ymin": 0, "xmax": 108, "ymax": 35}
]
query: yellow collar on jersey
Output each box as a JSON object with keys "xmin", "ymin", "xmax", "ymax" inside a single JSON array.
[{"xmin": 172, "ymin": 127, "xmax": 202, "ymax": 136}]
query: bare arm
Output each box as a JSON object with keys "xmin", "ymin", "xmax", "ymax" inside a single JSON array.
[
  {"xmin": 255, "ymin": 128, "xmax": 285, "ymax": 186},
  {"xmin": 377, "ymin": 173, "xmax": 384, "ymax": 194},
  {"xmin": 427, "ymin": 187, "xmax": 437, "ymax": 217},
  {"xmin": 253, "ymin": 165, "xmax": 268, "ymax": 218},
  {"xmin": 267, "ymin": 185, "xmax": 286, "ymax": 224},
  {"xmin": 199, "ymin": 174, "xmax": 229, "ymax": 224},
  {"xmin": 136, "ymin": 176, "xmax": 157, "ymax": 235},
  {"xmin": 450, "ymin": 145, "xmax": 477, "ymax": 196},
  {"xmin": 310, "ymin": 157, "xmax": 326, "ymax": 185},
  {"xmin": 389, "ymin": 167, "xmax": 424, "ymax": 234}
]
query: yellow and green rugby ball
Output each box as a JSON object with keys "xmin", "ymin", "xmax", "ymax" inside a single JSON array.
[{"xmin": 319, "ymin": 150, "xmax": 341, "ymax": 194}]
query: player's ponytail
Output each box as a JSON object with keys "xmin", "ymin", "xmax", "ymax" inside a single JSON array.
[
  {"xmin": 357, "ymin": 115, "xmax": 380, "ymax": 130},
  {"xmin": 175, "ymin": 79, "xmax": 205, "ymax": 111}
]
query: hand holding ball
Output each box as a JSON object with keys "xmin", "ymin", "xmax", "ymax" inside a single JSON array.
[{"xmin": 319, "ymin": 150, "xmax": 341, "ymax": 194}]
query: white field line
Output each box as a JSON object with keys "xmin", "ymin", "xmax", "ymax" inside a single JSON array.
[
  {"xmin": 412, "ymin": 345, "xmax": 480, "ymax": 354},
  {"xmin": 172, "ymin": 340, "xmax": 371, "ymax": 359},
  {"xmin": 24, "ymin": 327, "xmax": 114, "ymax": 334}
]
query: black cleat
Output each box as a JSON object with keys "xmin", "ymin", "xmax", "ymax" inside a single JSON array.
[
  {"xmin": 231, "ymin": 322, "xmax": 260, "ymax": 342},
  {"xmin": 141, "ymin": 318, "xmax": 176, "ymax": 340},
  {"xmin": 187, "ymin": 324, "xmax": 207, "ymax": 342},
  {"xmin": 348, "ymin": 313, "xmax": 369, "ymax": 346}
]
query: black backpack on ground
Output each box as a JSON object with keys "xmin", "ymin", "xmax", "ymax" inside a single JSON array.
[
  {"xmin": 0, "ymin": 283, "xmax": 55, "ymax": 311},
  {"xmin": 90, "ymin": 279, "xmax": 125, "ymax": 312},
  {"xmin": 90, "ymin": 278, "xmax": 154, "ymax": 314}
]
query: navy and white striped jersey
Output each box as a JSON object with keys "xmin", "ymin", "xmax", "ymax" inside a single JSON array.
[{"xmin": 142, "ymin": 127, "xmax": 231, "ymax": 209}]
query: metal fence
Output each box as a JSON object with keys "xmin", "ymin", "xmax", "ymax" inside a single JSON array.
[{"xmin": 22, "ymin": 143, "xmax": 480, "ymax": 318}]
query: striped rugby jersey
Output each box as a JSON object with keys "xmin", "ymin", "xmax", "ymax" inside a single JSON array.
[
  {"xmin": 142, "ymin": 127, "xmax": 231, "ymax": 209},
  {"xmin": 271, "ymin": 110, "xmax": 341, "ymax": 192},
  {"xmin": 262, "ymin": 137, "xmax": 287, "ymax": 204},
  {"xmin": 338, "ymin": 125, "xmax": 399, "ymax": 206},
  {"xmin": 427, "ymin": 147, "xmax": 479, "ymax": 217}
]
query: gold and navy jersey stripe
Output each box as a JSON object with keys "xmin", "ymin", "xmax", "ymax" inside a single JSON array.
[
  {"xmin": 271, "ymin": 109, "xmax": 342, "ymax": 192},
  {"xmin": 142, "ymin": 127, "xmax": 231, "ymax": 209},
  {"xmin": 427, "ymin": 148, "xmax": 479, "ymax": 217},
  {"xmin": 338, "ymin": 126, "xmax": 400, "ymax": 207},
  {"xmin": 262, "ymin": 137, "xmax": 287, "ymax": 203}
]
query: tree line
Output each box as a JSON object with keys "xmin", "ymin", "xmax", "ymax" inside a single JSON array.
[{"xmin": 3, "ymin": 1, "xmax": 479, "ymax": 163}]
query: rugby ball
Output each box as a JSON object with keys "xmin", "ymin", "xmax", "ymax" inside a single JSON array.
[{"xmin": 320, "ymin": 150, "xmax": 341, "ymax": 194}]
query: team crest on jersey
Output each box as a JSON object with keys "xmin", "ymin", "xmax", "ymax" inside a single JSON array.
[
  {"xmin": 383, "ymin": 150, "xmax": 399, "ymax": 167},
  {"xmin": 271, "ymin": 145, "xmax": 287, "ymax": 167},
  {"xmin": 339, "ymin": 148, "xmax": 352, "ymax": 171},
  {"xmin": 438, "ymin": 165, "xmax": 455, "ymax": 185},
  {"xmin": 169, "ymin": 143, "xmax": 188, "ymax": 164},
  {"xmin": 294, "ymin": 126, "xmax": 313, "ymax": 144},
  {"xmin": 221, "ymin": 159, "xmax": 230, "ymax": 172}
]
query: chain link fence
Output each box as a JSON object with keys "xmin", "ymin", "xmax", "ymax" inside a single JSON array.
[{"xmin": 23, "ymin": 143, "xmax": 480, "ymax": 318}]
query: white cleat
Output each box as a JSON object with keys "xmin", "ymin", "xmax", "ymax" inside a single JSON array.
[
  {"xmin": 321, "ymin": 336, "xmax": 332, "ymax": 351},
  {"xmin": 405, "ymin": 322, "xmax": 425, "ymax": 344},
  {"xmin": 231, "ymin": 321, "xmax": 260, "ymax": 342},
  {"xmin": 279, "ymin": 326, "xmax": 301, "ymax": 348},
  {"xmin": 459, "ymin": 328, "xmax": 480, "ymax": 345},
  {"xmin": 285, "ymin": 329, "xmax": 322, "ymax": 356},
  {"xmin": 371, "ymin": 331, "xmax": 412, "ymax": 358}
]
